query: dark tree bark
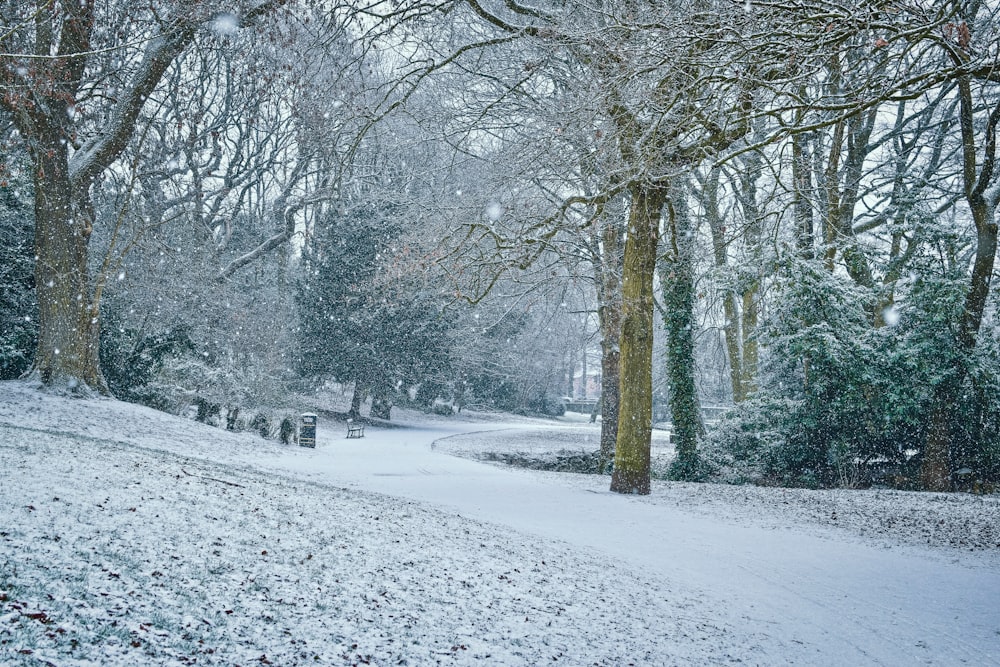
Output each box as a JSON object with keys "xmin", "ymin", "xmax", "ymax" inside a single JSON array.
[
  {"xmin": 791, "ymin": 128, "xmax": 815, "ymax": 259},
  {"xmin": 30, "ymin": 133, "xmax": 106, "ymax": 390},
  {"xmin": 349, "ymin": 382, "xmax": 365, "ymax": 419},
  {"xmin": 370, "ymin": 386, "xmax": 393, "ymax": 420}
]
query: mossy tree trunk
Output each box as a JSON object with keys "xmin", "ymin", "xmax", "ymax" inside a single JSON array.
[{"xmin": 610, "ymin": 184, "xmax": 666, "ymax": 495}]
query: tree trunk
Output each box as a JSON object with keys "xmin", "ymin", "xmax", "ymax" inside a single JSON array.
[
  {"xmin": 610, "ymin": 185, "xmax": 664, "ymax": 495},
  {"xmin": 596, "ymin": 332, "xmax": 620, "ymax": 468},
  {"xmin": 30, "ymin": 138, "xmax": 108, "ymax": 393},
  {"xmin": 595, "ymin": 210, "xmax": 625, "ymax": 471},
  {"xmin": 349, "ymin": 382, "xmax": 365, "ymax": 419},
  {"xmin": 659, "ymin": 177, "xmax": 704, "ymax": 481},
  {"xmin": 737, "ymin": 143, "xmax": 763, "ymax": 398},
  {"xmin": 921, "ymin": 390, "xmax": 955, "ymax": 491},
  {"xmin": 564, "ymin": 351, "xmax": 575, "ymax": 398},
  {"xmin": 740, "ymin": 287, "xmax": 759, "ymax": 397},
  {"xmin": 370, "ymin": 385, "xmax": 393, "ymax": 420},
  {"xmin": 702, "ymin": 167, "xmax": 744, "ymax": 403},
  {"xmin": 792, "ymin": 128, "xmax": 815, "ymax": 259}
]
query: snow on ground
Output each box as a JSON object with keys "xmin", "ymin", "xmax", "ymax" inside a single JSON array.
[
  {"xmin": 1, "ymin": 380, "xmax": 999, "ymax": 666},
  {"xmin": 435, "ymin": 426, "xmax": 1000, "ymax": 551},
  {"xmin": 1, "ymin": 428, "xmax": 739, "ymax": 666}
]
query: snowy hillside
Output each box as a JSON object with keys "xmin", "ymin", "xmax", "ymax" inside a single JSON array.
[{"xmin": 1, "ymin": 380, "xmax": 998, "ymax": 666}]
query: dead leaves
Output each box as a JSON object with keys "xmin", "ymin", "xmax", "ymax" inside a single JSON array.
[{"xmin": 23, "ymin": 611, "xmax": 53, "ymax": 624}]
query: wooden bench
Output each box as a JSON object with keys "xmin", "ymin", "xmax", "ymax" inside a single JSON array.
[{"xmin": 346, "ymin": 419, "xmax": 365, "ymax": 439}]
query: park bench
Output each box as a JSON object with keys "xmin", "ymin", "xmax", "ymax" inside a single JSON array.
[{"xmin": 346, "ymin": 418, "xmax": 365, "ymax": 439}]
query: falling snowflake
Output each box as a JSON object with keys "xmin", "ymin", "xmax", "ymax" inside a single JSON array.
[
  {"xmin": 882, "ymin": 305, "xmax": 900, "ymax": 326},
  {"xmin": 210, "ymin": 13, "xmax": 240, "ymax": 36}
]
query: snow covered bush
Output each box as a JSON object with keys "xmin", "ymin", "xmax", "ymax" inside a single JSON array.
[
  {"xmin": 249, "ymin": 412, "xmax": 272, "ymax": 439},
  {"xmin": 701, "ymin": 397, "xmax": 797, "ymax": 485},
  {"xmin": 99, "ymin": 306, "xmax": 196, "ymax": 409},
  {"xmin": 704, "ymin": 259, "xmax": 1000, "ymax": 490}
]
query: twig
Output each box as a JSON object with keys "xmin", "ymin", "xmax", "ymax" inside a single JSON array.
[{"xmin": 180, "ymin": 469, "xmax": 244, "ymax": 488}]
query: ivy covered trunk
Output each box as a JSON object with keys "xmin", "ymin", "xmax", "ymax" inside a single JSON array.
[
  {"xmin": 738, "ymin": 148, "xmax": 763, "ymax": 400},
  {"xmin": 610, "ymin": 185, "xmax": 665, "ymax": 495},
  {"xmin": 659, "ymin": 177, "xmax": 703, "ymax": 480}
]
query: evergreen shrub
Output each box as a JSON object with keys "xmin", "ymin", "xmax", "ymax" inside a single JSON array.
[{"xmin": 704, "ymin": 259, "xmax": 1000, "ymax": 490}]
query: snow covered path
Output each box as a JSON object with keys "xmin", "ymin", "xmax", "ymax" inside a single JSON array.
[{"xmin": 262, "ymin": 419, "xmax": 1000, "ymax": 667}]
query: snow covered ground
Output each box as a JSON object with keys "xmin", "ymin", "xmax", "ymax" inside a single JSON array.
[{"xmin": 1, "ymin": 381, "xmax": 998, "ymax": 666}]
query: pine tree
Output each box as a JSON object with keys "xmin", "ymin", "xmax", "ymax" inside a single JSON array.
[
  {"xmin": 296, "ymin": 204, "xmax": 454, "ymax": 419},
  {"xmin": 0, "ymin": 160, "xmax": 36, "ymax": 379}
]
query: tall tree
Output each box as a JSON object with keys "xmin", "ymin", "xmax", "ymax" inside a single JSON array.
[
  {"xmin": 611, "ymin": 184, "xmax": 666, "ymax": 493},
  {"xmin": 432, "ymin": 0, "xmax": 759, "ymax": 493},
  {"xmin": 921, "ymin": 8, "xmax": 1000, "ymax": 490},
  {"xmin": 0, "ymin": 0, "xmax": 286, "ymax": 392}
]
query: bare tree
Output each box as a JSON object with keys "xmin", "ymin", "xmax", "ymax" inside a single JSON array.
[{"xmin": 0, "ymin": 0, "xmax": 287, "ymax": 392}]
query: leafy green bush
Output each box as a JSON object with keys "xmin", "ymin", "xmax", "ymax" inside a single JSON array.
[{"xmin": 704, "ymin": 259, "xmax": 1000, "ymax": 489}]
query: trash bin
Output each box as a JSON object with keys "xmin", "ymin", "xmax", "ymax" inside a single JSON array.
[{"xmin": 299, "ymin": 413, "xmax": 317, "ymax": 448}]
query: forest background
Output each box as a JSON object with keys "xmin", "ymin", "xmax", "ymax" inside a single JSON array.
[{"xmin": 2, "ymin": 0, "xmax": 999, "ymax": 494}]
